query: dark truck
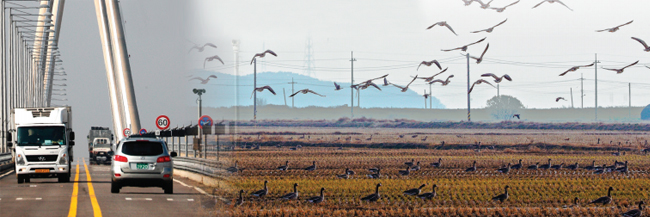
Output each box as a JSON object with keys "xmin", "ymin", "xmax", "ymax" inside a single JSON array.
[{"xmin": 88, "ymin": 126, "xmax": 113, "ymax": 165}]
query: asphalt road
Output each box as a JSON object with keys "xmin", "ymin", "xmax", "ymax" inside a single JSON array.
[{"xmin": 0, "ymin": 158, "xmax": 210, "ymax": 217}]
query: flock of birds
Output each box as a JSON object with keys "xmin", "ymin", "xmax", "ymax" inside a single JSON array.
[{"xmin": 229, "ymin": 157, "xmax": 644, "ymax": 216}]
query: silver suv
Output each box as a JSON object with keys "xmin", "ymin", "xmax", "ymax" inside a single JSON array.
[{"xmin": 111, "ymin": 138, "xmax": 177, "ymax": 194}]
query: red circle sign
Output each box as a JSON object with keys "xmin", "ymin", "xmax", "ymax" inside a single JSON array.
[
  {"xmin": 123, "ymin": 128, "xmax": 131, "ymax": 137},
  {"xmin": 198, "ymin": 115, "xmax": 213, "ymax": 129},
  {"xmin": 156, "ymin": 115, "xmax": 170, "ymax": 130}
]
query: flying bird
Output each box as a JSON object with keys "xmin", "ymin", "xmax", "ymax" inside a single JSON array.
[
  {"xmin": 188, "ymin": 43, "xmax": 217, "ymax": 53},
  {"xmin": 441, "ymin": 37, "xmax": 486, "ymax": 52},
  {"xmin": 426, "ymin": 21, "xmax": 458, "ymax": 36},
  {"xmin": 556, "ymin": 97, "xmax": 567, "ymax": 102},
  {"xmin": 468, "ymin": 79, "xmax": 495, "ymax": 94},
  {"xmin": 476, "ymin": 0, "xmax": 494, "ymax": 9},
  {"xmin": 461, "ymin": 0, "xmax": 476, "ymax": 6},
  {"xmin": 559, "ymin": 63, "xmax": 595, "ymax": 76},
  {"xmin": 471, "ymin": 19, "xmax": 507, "ymax": 33},
  {"xmin": 601, "ymin": 61, "xmax": 639, "ymax": 74},
  {"xmin": 359, "ymin": 82, "xmax": 382, "ymax": 91},
  {"xmin": 189, "ymin": 75, "xmax": 217, "ymax": 84},
  {"xmin": 250, "ymin": 50, "xmax": 277, "ymax": 64},
  {"xmin": 250, "ymin": 85, "xmax": 276, "ymax": 99},
  {"xmin": 481, "ymin": 73, "xmax": 512, "ymax": 83},
  {"xmin": 490, "ymin": 0, "xmax": 519, "ymax": 12},
  {"xmin": 417, "ymin": 60, "xmax": 442, "ymax": 70},
  {"xmin": 290, "ymin": 89, "xmax": 325, "ymax": 97},
  {"xmin": 382, "ymin": 77, "xmax": 391, "ymax": 86},
  {"xmin": 596, "ymin": 20, "xmax": 633, "ymax": 33},
  {"xmin": 470, "ymin": 43, "xmax": 490, "ymax": 64},
  {"xmin": 416, "ymin": 68, "xmax": 448, "ymax": 82},
  {"xmin": 631, "ymin": 37, "xmax": 650, "ymax": 52},
  {"xmin": 393, "ymin": 75, "xmax": 418, "ymax": 92},
  {"xmin": 203, "ymin": 55, "xmax": 224, "ymax": 68},
  {"xmin": 646, "ymin": 66, "xmax": 650, "ymax": 70},
  {"xmin": 513, "ymin": 114, "xmax": 520, "ymax": 119},
  {"xmin": 429, "ymin": 75, "xmax": 454, "ymax": 86},
  {"xmin": 334, "ymin": 82, "xmax": 343, "ymax": 90},
  {"xmin": 532, "ymin": 0, "xmax": 572, "ymax": 11}
]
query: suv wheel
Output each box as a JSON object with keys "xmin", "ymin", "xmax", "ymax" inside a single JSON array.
[
  {"xmin": 164, "ymin": 181, "xmax": 173, "ymax": 194},
  {"xmin": 111, "ymin": 181, "xmax": 120, "ymax": 193}
]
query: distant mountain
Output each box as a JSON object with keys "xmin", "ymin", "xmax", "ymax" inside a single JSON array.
[{"xmin": 189, "ymin": 70, "xmax": 445, "ymax": 109}]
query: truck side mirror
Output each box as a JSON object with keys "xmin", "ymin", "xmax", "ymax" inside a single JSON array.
[
  {"xmin": 6, "ymin": 132, "xmax": 11, "ymax": 142},
  {"xmin": 69, "ymin": 141, "xmax": 75, "ymax": 146},
  {"xmin": 70, "ymin": 132, "xmax": 75, "ymax": 141}
]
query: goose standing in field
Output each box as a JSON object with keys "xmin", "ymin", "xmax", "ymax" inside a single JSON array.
[
  {"xmin": 188, "ymin": 42, "xmax": 217, "ymax": 53},
  {"xmin": 306, "ymin": 188, "xmax": 325, "ymax": 204},
  {"xmin": 411, "ymin": 162, "xmax": 422, "ymax": 171},
  {"xmin": 528, "ymin": 162, "xmax": 539, "ymax": 170},
  {"xmin": 431, "ymin": 158, "xmax": 442, "ymax": 168},
  {"xmin": 596, "ymin": 20, "xmax": 633, "ymax": 33},
  {"xmin": 347, "ymin": 168, "xmax": 356, "ymax": 175},
  {"xmin": 392, "ymin": 76, "xmax": 418, "ymax": 92},
  {"xmin": 616, "ymin": 161, "xmax": 629, "ymax": 173},
  {"xmin": 631, "ymin": 37, "xmax": 650, "ymax": 52},
  {"xmin": 277, "ymin": 161, "xmax": 289, "ymax": 171},
  {"xmin": 250, "ymin": 180, "xmax": 269, "ymax": 197},
  {"xmin": 559, "ymin": 63, "xmax": 595, "ymax": 76},
  {"xmin": 468, "ymin": 79, "xmax": 495, "ymax": 94},
  {"xmin": 418, "ymin": 184, "xmax": 438, "ymax": 200},
  {"xmin": 466, "ymin": 161, "xmax": 477, "ymax": 172},
  {"xmin": 234, "ymin": 190, "xmax": 244, "ymax": 207},
  {"xmin": 290, "ymin": 89, "xmax": 325, "ymax": 97},
  {"xmin": 492, "ymin": 186, "xmax": 510, "ymax": 203},
  {"xmin": 368, "ymin": 167, "xmax": 380, "ymax": 173},
  {"xmin": 226, "ymin": 161, "xmax": 240, "ymax": 173},
  {"xmin": 404, "ymin": 184, "xmax": 427, "ymax": 196},
  {"xmin": 490, "ymin": 0, "xmax": 519, "ymax": 12},
  {"xmin": 442, "ymin": 37, "xmax": 486, "ymax": 52},
  {"xmin": 190, "ymin": 75, "xmax": 218, "ymax": 84},
  {"xmin": 622, "ymin": 201, "xmax": 644, "ymax": 217},
  {"xmin": 250, "ymin": 86, "xmax": 276, "ymax": 99},
  {"xmin": 367, "ymin": 169, "xmax": 381, "ymax": 179},
  {"xmin": 540, "ymin": 159, "xmax": 552, "ymax": 169},
  {"xmin": 470, "ymin": 43, "xmax": 490, "ymax": 64},
  {"xmin": 498, "ymin": 163, "xmax": 511, "ymax": 173},
  {"xmin": 250, "ymin": 49, "xmax": 278, "ymax": 64},
  {"xmin": 471, "ymin": 19, "xmax": 507, "ymax": 33},
  {"xmin": 551, "ymin": 163, "xmax": 565, "ymax": 170},
  {"xmin": 405, "ymin": 159, "xmax": 415, "ymax": 167},
  {"xmin": 304, "ymin": 161, "xmax": 317, "ymax": 171},
  {"xmin": 563, "ymin": 197, "xmax": 580, "ymax": 208},
  {"xmin": 585, "ymin": 161, "xmax": 596, "ymax": 170},
  {"xmin": 615, "ymin": 160, "xmax": 625, "ymax": 166},
  {"xmin": 337, "ymin": 169, "xmax": 350, "ymax": 179},
  {"xmin": 417, "ymin": 59, "xmax": 442, "ymax": 70},
  {"xmin": 361, "ymin": 183, "xmax": 382, "ymax": 202},
  {"xmin": 605, "ymin": 163, "xmax": 617, "ymax": 172},
  {"xmin": 203, "ymin": 55, "xmax": 224, "ymax": 68},
  {"xmin": 602, "ymin": 61, "xmax": 639, "ymax": 74},
  {"xmin": 590, "ymin": 187, "xmax": 613, "ymax": 205},
  {"xmin": 421, "ymin": 136, "xmax": 428, "ymax": 142},
  {"xmin": 533, "ymin": 0, "xmax": 572, "ymax": 11},
  {"xmin": 412, "ymin": 135, "xmax": 419, "ymax": 138},
  {"xmin": 511, "ymin": 159, "xmax": 523, "ymax": 170},
  {"xmin": 566, "ymin": 162, "xmax": 579, "ymax": 170},
  {"xmin": 399, "ymin": 166, "xmax": 411, "ymax": 176},
  {"xmin": 426, "ymin": 21, "xmax": 457, "ymax": 36},
  {"xmin": 429, "ymin": 75, "xmax": 454, "ymax": 86},
  {"xmin": 281, "ymin": 183, "xmax": 299, "ymax": 200},
  {"xmin": 593, "ymin": 164, "xmax": 607, "ymax": 174},
  {"xmin": 481, "ymin": 73, "xmax": 512, "ymax": 83}
]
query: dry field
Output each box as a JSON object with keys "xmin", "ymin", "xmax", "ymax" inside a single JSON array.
[{"xmin": 207, "ymin": 127, "xmax": 650, "ymax": 216}]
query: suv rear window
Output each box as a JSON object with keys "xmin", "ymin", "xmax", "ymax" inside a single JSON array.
[{"xmin": 121, "ymin": 141, "xmax": 164, "ymax": 156}]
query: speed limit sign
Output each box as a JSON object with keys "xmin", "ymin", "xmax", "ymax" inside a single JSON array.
[{"xmin": 156, "ymin": 115, "xmax": 170, "ymax": 130}]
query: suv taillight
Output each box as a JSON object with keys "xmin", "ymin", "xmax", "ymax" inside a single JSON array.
[
  {"xmin": 114, "ymin": 155, "xmax": 128, "ymax": 162},
  {"xmin": 157, "ymin": 156, "xmax": 171, "ymax": 163}
]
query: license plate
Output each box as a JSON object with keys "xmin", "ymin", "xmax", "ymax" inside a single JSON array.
[
  {"xmin": 35, "ymin": 169, "xmax": 50, "ymax": 173},
  {"xmin": 136, "ymin": 163, "xmax": 149, "ymax": 170}
]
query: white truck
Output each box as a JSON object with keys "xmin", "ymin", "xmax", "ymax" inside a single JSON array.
[{"xmin": 7, "ymin": 107, "xmax": 75, "ymax": 183}]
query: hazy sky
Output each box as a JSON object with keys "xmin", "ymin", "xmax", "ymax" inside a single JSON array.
[{"xmin": 188, "ymin": 0, "xmax": 650, "ymax": 109}]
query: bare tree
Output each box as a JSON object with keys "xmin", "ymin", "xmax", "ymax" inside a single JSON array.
[{"xmin": 486, "ymin": 95, "xmax": 524, "ymax": 120}]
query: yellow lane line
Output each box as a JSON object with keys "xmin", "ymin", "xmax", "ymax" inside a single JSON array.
[
  {"xmin": 67, "ymin": 162, "xmax": 80, "ymax": 217},
  {"xmin": 83, "ymin": 158, "xmax": 103, "ymax": 217}
]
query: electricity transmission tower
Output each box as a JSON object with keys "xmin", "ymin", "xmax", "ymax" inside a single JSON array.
[{"xmin": 303, "ymin": 37, "xmax": 315, "ymax": 77}]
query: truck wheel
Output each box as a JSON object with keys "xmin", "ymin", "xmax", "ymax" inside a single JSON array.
[
  {"xmin": 111, "ymin": 181, "xmax": 120, "ymax": 193},
  {"xmin": 164, "ymin": 181, "xmax": 173, "ymax": 194},
  {"xmin": 58, "ymin": 173, "xmax": 70, "ymax": 183},
  {"xmin": 25, "ymin": 177, "xmax": 30, "ymax": 183},
  {"xmin": 17, "ymin": 175, "xmax": 24, "ymax": 184}
]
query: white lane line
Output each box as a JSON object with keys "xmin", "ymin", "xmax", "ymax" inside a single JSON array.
[
  {"xmin": 166, "ymin": 198, "xmax": 195, "ymax": 202},
  {"xmin": 167, "ymin": 198, "xmax": 173, "ymax": 201},
  {"xmin": 15, "ymin": 197, "xmax": 42, "ymax": 200},
  {"xmin": 146, "ymin": 198, "xmax": 152, "ymax": 201},
  {"xmin": 0, "ymin": 169, "xmax": 14, "ymax": 179},
  {"xmin": 30, "ymin": 185, "xmax": 37, "ymax": 187},
  {"xmin": 125, "ymin": 198, "xmax": 132, "ymax": 201},
  {"xmin": 187, "ymin": 199, "xmax": 194, "ymax": 202},
  {"xmin": 125, "ymin": 198, "xmax": 152, "ymax": 201},
  {"xmin": 16, "ymin": 198, "xmax": 22, "ymax": 200}
]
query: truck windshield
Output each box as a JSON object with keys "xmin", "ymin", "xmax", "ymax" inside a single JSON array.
[
  {"xmin": 94, "ymin": 138, "xmax": 111, "ymax": 148},
  {"xmin": 17, "ymin": 126, "xmax": 66, "ymax": 146}
]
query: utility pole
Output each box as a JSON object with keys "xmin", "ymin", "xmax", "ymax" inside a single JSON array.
[
  {"xmin": 497, "ymin": 83, "xmax": 500, "ymax": 97},
  {"xmin": 253, "ymin": 58, "xmax": 257, "ymax": 120},
  {"xmin": 629, "ymin": 83, "xmax": 631, "ymax": 119},
  {"xmin": 466, "ymin": 53, "xmax": 471, "ymax": 122},
  {"xmin": 429, "ymin": 83, "xmax": 432, "ymax": 109},
  {"xmin": 580, "ymin": 73, "xmax": 584, "ymax": 109},
  {"xmin": 288, "ymin": 78, "xmax": 296, "ymax": 108},
  {"xmin": 594, "ymin": 53, "xmax": 599, "ymax": 121},
  {"xmin": 357, "ymin": 89, "xmax": 360, "ymax": 108},
  {"xmin": 570, "ymin": 88, "xmax": 574, "ymax": 108},
  {"xmin": 424, "ymin": 89, "xmax": 427, "ymax": 109},
  {"xmin": 283, "ymin": 88, "xmax": 287, "ymax": 106},
  {"xmin": 350, "ymin": 51, "xmax": 356, "ymax": 118}
]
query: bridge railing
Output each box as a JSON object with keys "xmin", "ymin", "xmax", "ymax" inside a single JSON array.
[{"xmin": 0, "ymin": 153, "xmax": 14, "ymax": 172}]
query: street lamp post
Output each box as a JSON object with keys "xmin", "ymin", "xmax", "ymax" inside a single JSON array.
[{"xmin": 193, "ymin": 88, "xmax": 205, "ymax": 156}]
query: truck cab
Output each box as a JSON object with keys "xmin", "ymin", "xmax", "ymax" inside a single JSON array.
[
  {"xmin": 90, "ymin": 137, "xmax": 112, "ymax": 164},
  {"xmin": 9, "ymin": 107, "xmax": 74, "ymax": 183}
]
